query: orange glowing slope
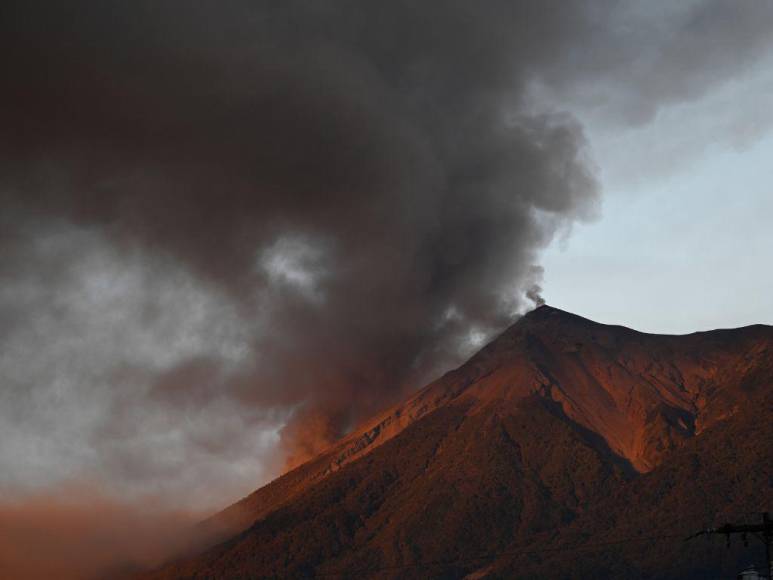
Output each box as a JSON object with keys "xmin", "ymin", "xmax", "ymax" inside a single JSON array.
[{"xmin": 144, "ymin": 306, "xmax": 773, "ymax": 579}]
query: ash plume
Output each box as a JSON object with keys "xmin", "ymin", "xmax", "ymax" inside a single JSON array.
[
  {"xmin": 1, "ymin": 0, "xmax": 772, "ymax": 526},
  {"xmin": 0, "ymin": 0, "xmax": 600, "ymax": 476}
]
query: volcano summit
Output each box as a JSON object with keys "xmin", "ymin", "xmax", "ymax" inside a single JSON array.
[{"xmin": 144, "ymin": 306, "xmax": 773, "ymax": 579}]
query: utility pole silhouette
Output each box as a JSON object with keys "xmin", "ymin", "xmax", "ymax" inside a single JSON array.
[{"xmin": 688, "ymin": 512, "xmax": 773, "ymax": 579}]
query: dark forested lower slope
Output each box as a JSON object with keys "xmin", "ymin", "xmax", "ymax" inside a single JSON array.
[{"xmin": 143, "ymin": 306, "xmax": 773, "ymax": 579}]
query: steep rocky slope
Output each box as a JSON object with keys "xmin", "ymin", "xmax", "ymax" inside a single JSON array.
[{"xmin": 143, "ymin": 306, "xmax": 773, "ymax": 578}]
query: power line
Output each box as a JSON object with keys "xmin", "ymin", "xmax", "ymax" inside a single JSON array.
[{"xmin": 688, "ymin": 512, "xmax": 773, "ymax": 580}]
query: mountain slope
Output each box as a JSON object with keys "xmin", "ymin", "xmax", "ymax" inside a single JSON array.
[
  {"xmin": 144, "ymin": 306, "xmax": 773, "ymax": 579},
  {"xmin": 485, "ymin": 384, "xmax": 773, "ymax": 579}
]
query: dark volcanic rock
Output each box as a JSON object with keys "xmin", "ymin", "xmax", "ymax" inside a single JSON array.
[{"xmin": 143, "ymin": 306, "xmax": 773, "ymax": 579}]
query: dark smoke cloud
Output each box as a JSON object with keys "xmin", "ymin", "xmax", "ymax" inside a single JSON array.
[
  {"xmin": 531, "ymin": 0, "xmax": 773, "ymax": 126},
  {"xmin": 1, "ymin": 0, "xmax": 601, "ymax": 473},
  {"xmin": 1, "ymin": 0, "xmax": 772, "ymax": 530}
]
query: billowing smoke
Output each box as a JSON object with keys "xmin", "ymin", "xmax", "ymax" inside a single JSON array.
[
  {"xmin": 1, "ymin": 0, "xmax": 601, "ymax": 481},
  {"xmin": 2, "ymin": 1, "xmax": 773, "ymax": 546}
]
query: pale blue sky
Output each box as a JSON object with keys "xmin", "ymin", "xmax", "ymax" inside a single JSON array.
[{"xmin": 542, "ymin": 59, "xmax": 773, "ymax": 334}]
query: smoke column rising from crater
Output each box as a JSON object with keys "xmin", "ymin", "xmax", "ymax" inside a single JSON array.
[
  {"xmin": 0, "ymin": 0, "xmax": 602, "ymax": 480},
  {"xmin": 3, "ymin": 0, "xmax": 772, "ymax": 521},
  {"xmin": 3, "ymin": 2, "xmax": 773, "ymax": 576}
]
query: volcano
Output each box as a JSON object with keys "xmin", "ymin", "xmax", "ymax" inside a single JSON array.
[{"xmin": 143, "ymin": 306, "xmax": 773, "ymax": 579}]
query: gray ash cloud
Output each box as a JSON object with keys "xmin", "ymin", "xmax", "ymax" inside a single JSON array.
[{"xmin": 0, "ymin": 1, "xmax": 771, "ymax": 501}]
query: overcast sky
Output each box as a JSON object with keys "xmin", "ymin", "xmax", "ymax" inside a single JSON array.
[{"xmin": 0, "ymin": 1, "xmax": 772, "ymax": 517}]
